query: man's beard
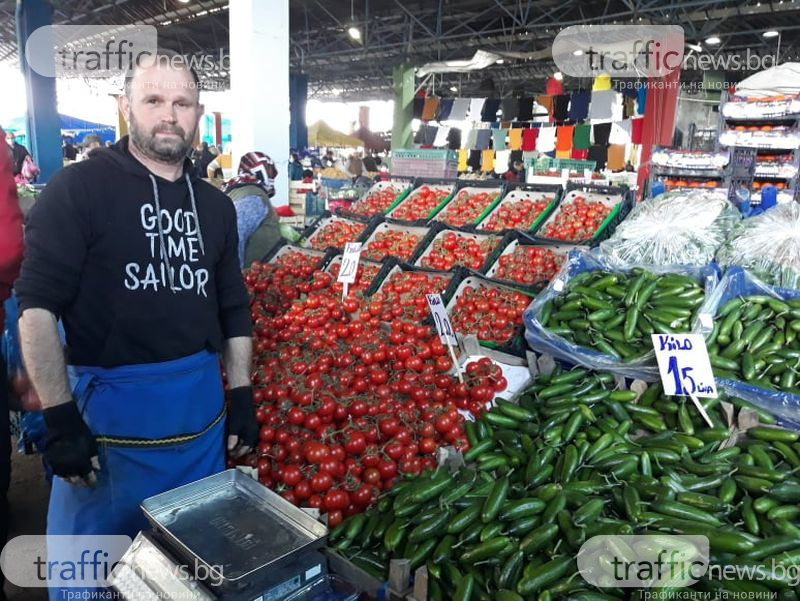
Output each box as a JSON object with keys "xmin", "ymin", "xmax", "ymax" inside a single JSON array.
[{"xmin": 129, "ymin": 111, "xmax": 196, "ymax": 164}]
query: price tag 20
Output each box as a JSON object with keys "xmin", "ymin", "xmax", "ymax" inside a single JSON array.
[
  {"xmin": 651, "ymin": 333, "xmax": 717, "ymax": 398},
  {"xmin": 337, "ymin": 242, "xmax": 362, "ymax": 285},
  {"xmin": 426, "ymin": 294, "xmax": 457, "ymax": 346}
]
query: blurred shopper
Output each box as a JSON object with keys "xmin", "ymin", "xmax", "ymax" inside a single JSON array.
[{"xmin": 503, "ymin": 158, "xmax": 526, "ymax": 183}]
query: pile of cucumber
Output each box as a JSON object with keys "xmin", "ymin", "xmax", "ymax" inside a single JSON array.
[
  {"xmin": 709, "ymin": 294, "xmax": 800, "ymax": 394},
  {"xmin": 329, "ymin": 367, "xmax": 800, "ymax": 600},
  {"xmin": 537, "ymin": 268, "xmax": 705, "ymax": 361}
]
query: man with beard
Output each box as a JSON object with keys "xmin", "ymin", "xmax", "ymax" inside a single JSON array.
[{"xmin": 15, "ymin": 50, "xmax": 257, "ymax": 599}]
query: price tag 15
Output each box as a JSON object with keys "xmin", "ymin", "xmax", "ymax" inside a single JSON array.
[
  {"xmin": 337, "ymin": 242, "xmax": 363, "ymax": 284},
  {"xmin": 426, "ymin": 293, "xmax": 458, "ymax": 346},
  {"xmin": 651, "ymin": 333, "xmax": 718, "ymax": 398}
]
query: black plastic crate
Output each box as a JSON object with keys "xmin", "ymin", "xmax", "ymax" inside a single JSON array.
[
  {"xmin": 298, "ymin": 211, "xmax": 382, "ymax": 252},
  {"xmin": 384, "ymin": 177, "xmax": 458, "ymax": 226},
  {"xmin": 411, "ymin": 226, "xmax": 512, "ymax": 275},
  {"xmin": 472, "ymin": 182, "xmax": 563, "ymax": 235}
]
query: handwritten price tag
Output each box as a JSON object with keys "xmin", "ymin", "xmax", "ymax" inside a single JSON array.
[
  {"xmin": 651, "ymin": 333, "xmax": 717, "ymax": 398},
  {"xmin": 337, "ymin": 242, "xmax": 362, "ymax": 285},
  {"xmin": 426, "ymin": 293, "xmax": 457, "ymax": 346}
]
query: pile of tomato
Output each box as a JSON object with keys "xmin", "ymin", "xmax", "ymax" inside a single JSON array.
[
  {"xmin": 481, "ymin": 197, "xmax": 552, "ymax": 232},
  {"xmin": 437, "ymin": 190, "xmax": 496, "ymax": 228},
  {"xmin": 493, "ymin": 245, "xmax": 565, "ymax": 285},
  {"xmin": 350, "ymin": 187, "xmax": 403, "ymax": 217},
  {"xmin": 420, "ymin": 232, "xmax": 500, "ymax": 271},
  {"xmin": 449, "ymin": 285, "xmax": 531, "ymax": 345},
  {"xmin": 363, "ymin": 230, "xmax": 423, "ymax": 262},
  {"xmin": 365, "ymin": 270, "xmax": 452, "ymax": 324},
  {"xmin": 539, "ymin": 196, "xmax": 613, "ymax": 241},
  {"xmin": 307, "ymin": 220, "xmax": 366, "ymax": 251},
  {"xmin": 390, "ymin": 186, "xmax": 450, "ymax": 222},
  {"xmin": 245, "ymin": 252, "xmax": 324, "ymax": 315},
  {"xmin": 326, "ymin": 260, "xmax": 382, "ymax": 294}
]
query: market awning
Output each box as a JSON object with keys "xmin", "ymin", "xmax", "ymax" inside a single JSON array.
[{"xmin": 307, "ymin": 121, "xmax": 363, "ymax": 148}]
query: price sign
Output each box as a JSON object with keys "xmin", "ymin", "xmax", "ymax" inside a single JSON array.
[
  {"xmin": 337, "ymin": 242, "xmax": 362, "ymax": 284},
  {"xmin": 426, "ymin": 293, "xmax": 457, "ymax": 346},
  {"xmin": 651, "ymin": 333, "xmax": 717, "ymax": 398}
]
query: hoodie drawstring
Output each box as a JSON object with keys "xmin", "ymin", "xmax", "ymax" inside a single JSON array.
[{"xmin": 148, "ymin": 174, "xmax": 206, "ymax": 294}]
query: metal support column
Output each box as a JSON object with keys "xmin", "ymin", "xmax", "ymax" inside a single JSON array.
[
  {"xmin": 16, "ymin": 0, "xmax": 62, "ymax": 183},
  {"xmin": 290, "ymin": 73, "xmax": 308, "ymax": 150},
  {"xmin": 391, "ymin": 63, "xmax": 414, "ymax": 151}
]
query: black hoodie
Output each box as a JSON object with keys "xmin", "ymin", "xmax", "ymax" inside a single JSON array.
[{"xmin": 15, "ymin": 136, "xmax": 252, "ymax": 368}]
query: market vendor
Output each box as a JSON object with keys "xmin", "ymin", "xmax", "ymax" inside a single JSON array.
[
  {"xmin": 15, "ymin": 49, "xmax": 258, "ymax": 599},
  {"xmin": 222, "ymin": 151, "xmax": 283, "ymax": 268}
]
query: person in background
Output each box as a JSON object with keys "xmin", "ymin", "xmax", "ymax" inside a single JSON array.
[
  {"xmin": 347, "ymin": 151, "xmax": 363, "ymax": 178},
  {"xmin": 206, "ymin": 146, "xmax": 224, "ymax": 179},
  {"xmin": 63, "ymin": 140, "xmax": 78, "ymax": 161},
  {"xmin": 15, "ymin": 50, "xmax": 256, "ymax": 600},
  {"xmin": 0, "ymin": 126, "xmax": 25, "ymax": 601},
  {"xmin": 192, "ymin": 141, "xmax": 213, "ymax": 179},
  {"xmin": 503, "ymin": 158, "xmax": 526, "ymax": 183},
  {"xmin": 362, "ymin": 151, "xmax": 378, "ymax": 174},
  {"xmin": 79, "ymin": 135, "xmax": 102, "ymax": 161},
  {"xmin": 6, "ymin": 132, "xmax": 29, "ymax": 177},
  {"xmin": 321, "ymin": 148, "xmax": 335, "ymax": 169},
  {"xmin": 288, "ymin": 152, "xmax": 303, "ymax": 181},
  {"xmin": 222, "ymin": 151, "xmax": 282, "ymax": 268}
]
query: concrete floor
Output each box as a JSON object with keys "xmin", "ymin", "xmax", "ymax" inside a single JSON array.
[{"xmin": 5, "ymin": 439, "xmax": 50, "ymax": 601}]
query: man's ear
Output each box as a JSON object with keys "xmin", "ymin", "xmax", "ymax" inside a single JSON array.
[{"xmin": 118, "ymin": 94, "xmax": 131, "ymax": 123}]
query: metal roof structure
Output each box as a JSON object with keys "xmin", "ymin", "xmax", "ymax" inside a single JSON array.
[{"xmin": 1, "ymin": 0, "xmax": 799, "ymax": 100}]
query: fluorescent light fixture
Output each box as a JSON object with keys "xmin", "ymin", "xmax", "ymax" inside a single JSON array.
[
  {"xmin": 496, "ymin": 59, "xmax": 505, "ymax": 64},
  {"xmin": 763, "ymin": 30, "xmax": 780, "ymax": 37},
  {"xmin": 347, "ymin": 26, "xmax": 361, "ymax": 40},
  {"xmin": 573, "ymin": 49, "xmax": 584, "ymax": 56},
  {"xmin": 553, "ymin": 71, "xmax": 563, "ymax": 81},
  {"xmin": 705, "ymin": 36, "xmax": 721, "ymax": 45},
  {"xmin": 687, "ymin": 43, "xmax": 703, "ymax": 52},
  {"xmin": 449, "ymin": 85, "xmax": 458, "ymax": 92},
  {"xmin": 177, "ymin": 0, "xmax": 190, "ymax": 3}
]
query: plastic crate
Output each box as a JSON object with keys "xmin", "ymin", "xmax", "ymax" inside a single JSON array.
[
  {"xmin": 344, "ymin": 179, "xmax": 415, "ymax": 217},
  {"xmin": 529, "ymin": 157, "xmax": 597, "ymax": 174},
  {"xmin": 412, "ymin": 227, "xmax": 510, "ymax": 274},
  {"xmin": 534, "ymin": 184, "xmax": 633, "ymax": 245},
  {"xmin": 261, "ymin": 241, "xmax": 333, "ymax": 268},
  {"xmin": 391, "ymin": 152, "xmax": 458, "ymax": 179},
  {"xmin": 475, "ymin": 182, "xmax": 562, "ymax": 234},
  {"xmin": 392, "ymin": 149, "xmax": 458, "ymax": 161},
  {"xmin": 431, "ymin": 181, "xmax": 505, "ymax": 228},
  {"xmin": 484, "ymin": 232, "xmax": 586, "ymax": 289},
  {"xmin": 282, "ymin": 574, "xmax": 359, "ymax": 601},
  {"xmin": 299, "ymin": 211, "xmax": 378, "ymax": 252},
  {"xmin": 360, "ymin": 221, "xmax": 430, "ymax": 263},
  {"xmin": 385, "ymin": 178, "xmax": 457, "ymax": 224}
]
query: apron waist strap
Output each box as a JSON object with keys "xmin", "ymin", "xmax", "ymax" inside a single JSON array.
[{"xmin": 95, "ymin": 405, "xmax": 226, "ymax": 448}]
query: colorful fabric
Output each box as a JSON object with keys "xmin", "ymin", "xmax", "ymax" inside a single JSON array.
[
  {"xmin": 568, "ymin": 91, "xmax": 591, "ymax": 122},
  {"xmin": 421, "ymin": 97, "xmax": 440, "ymax": 121},
  {"xmin": 587, "ymin": 144, "xmax": 608, "ymax": 170},
  {"xmin": 592, "ymin": 123, "xmax": 612, "ymax": 146},
  {"xmin": 556, "ymin": 126, "xmax": 575, "ymax": 152},
  {"xmin": 492, "ymin": 129, "xmax": 508, "ymax": 150},
  {"xmin": 571, "ymin": 149, "xmax": 590, "ymax": 160},
  {"xmin": 500, "ymin": 98, "xmax": 519, "ymax": 121},
  {"xmin": 482, "ymin": 99, "xmax": 502, "ymax": 122},
  {"xmin": 495, "ymin": 149, "xmax": 512, "ymax": 174},
  {"xmin": 521, "ymin": 128, "xmax": 538, "ymax": 151},
  {"xmin": 536, "ymin": 127, "xmax": 557, "ymax": 153},
  {"xmin": 468, "ymin": 98, "xmax": 486, "ymax": 121},
  {"xmin": 438, "ymin": 98, "xmax": 454, "ymax": 120},
  {"xmin": 553, "ymin": 95, "xmax": 570, "ymax": 122},
  {"xmin": 555, "ymin": 150, "xmax": 571, "ymax": 159},
  {"xmin": 475, "ymin": 129, "xmax": 492, "ymax": 150},
  {"xmin": 536, "ymin": 95, "xmax": 554, "ymax": 118},
  {"xmin": 223, "ymin": 151, "xmax": 278, "ymax": 198},
  {"xmin": 631, "ymin": 118, "xmax": 644, "ymax": 144},
  {"xmin": 458, "ymin": 149, "xmax": 469, "ymax": 171},
  {"xmin": 607, "ymin": 144, "xmax": 627, "ymax": 171},
  {"xmin": 517, "ymin": 98, "xmax": 534, "ymax": 121},
  {"xmin": 234, "ymin": 194, "xmax": 268, "ymax": 268},
  {"xmin": 449, "ymin": 98, "xmax": 470, "ymax": 120},
  {"xmin": 573, "ymin": 124, "xmax": 592, "ymax": 150},
  {"xmin": 481, "ymin": 149, "xmax": 495, "ymax": 172},
  {"xmin": 509, "ymin": 128, "xmax": 523, "ymax": 150},
  {"xmin": 588, "ymin": 90, "xmax": 616, "ymax": 120}
]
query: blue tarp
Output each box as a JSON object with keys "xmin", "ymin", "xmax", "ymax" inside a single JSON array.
[{"xmin": 2, "ymin": 114, "xmax": 116, "ymax": 145}]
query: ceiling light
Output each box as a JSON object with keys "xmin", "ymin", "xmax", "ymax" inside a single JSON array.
[
  {"xmin": 347, "ymin": 26, "xmax": 361, "ymax": 40},
  {"xmin": 687, "ymin": 43, "xmax": 703, "ymax": 52},
  {"xmin": 553, "ymin": 71, "xmax": 563, "ymax": 81},
  {"xmin": 177, "ymin": 0, "xmax": 190, "ymax": 3},
  {"xmin": 705, "ymin": 36, "xmax": 721, "ymax": 45},
  {"xmin": 763, "ymin": 30, "xmax": 780, "ymax": 37},
  {"xmin": 449, "ymin": 85, "xmax": 458, "ymax": 92},
  {"xmin": 496, "ymin": 59, "xmax": 504, "ymax": 64},
  {"xmin": 573, "ymin": 49, "xmax": 584, "ymax": 56}
]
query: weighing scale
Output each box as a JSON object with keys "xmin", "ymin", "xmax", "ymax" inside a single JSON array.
[{"xmin": 109, "ymin": 470, "xmax": 333, "ymax": 601}]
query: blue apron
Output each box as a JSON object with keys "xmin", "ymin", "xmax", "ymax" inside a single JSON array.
[{"xmin": 47, "ymin": 351, "xmax": 226, "ymax": 600}]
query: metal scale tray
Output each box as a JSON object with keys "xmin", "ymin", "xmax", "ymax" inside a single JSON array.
[{"xmin": 141, "ymin": 470, "xmax": 328, "ymax": 589}]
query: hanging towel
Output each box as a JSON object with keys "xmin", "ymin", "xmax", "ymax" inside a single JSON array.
[
  {"xmin": 571, "ymin": 148, "xmax": 590, "ymax": 160},
  {"xmin": 588, "ymin": 90, "xmax": 616, "ymax": 120},
  {"xmin": 413, "ymin": 126, "xmax": 426, "ymax": 145},
  {"xmin": 449, "ymin": 98, "xmax": 471, "ymax": 121},
  {"xmin": 555, "ymin": 150, "xmax": 571, "ymax": 159},
  {"xmin": 458, "ymin": 149, "xmax": 469, "ymax": 171},
  {"xmin": 521, "ymin": 128, "xmax": 538, "ymax": 151},
  {"xmin": 423, "ymin": 125, "xmax": 438, "ymax": 146},
  {"xmin": 433, "ymin": 126, "xmax": 451, "ymax": 147},
  {"xmin": 553, "ymin": 95, "xmax": 570, "ymax": 122},
  {"xmin": 556, "ymin": 126, "xmax": 574, "ymax": 153},
  {"xmin": 537, "ymin": 127, "xmax": 557, "ymax": 153},
  {"xmin": 637, "ymin": 87, "xmax": 647, "ymax": 115},
  {"xmin": 495, "ymin": 149, "xmax": 511, "ymax": 174},
  {"xmin": 492, "ymin": 129, "xmax": 508, "ymax": 150},
  {"xmin": 609, "ymin": 121, "xmax": 632, "ymax": 145},
  {"xmin": 447, "ymin": 128, "xmax": 462, "ymax": 150},
  {"xmin": 475, "ymin": 129, "xmax": 492, "ymax": 150},
  {"xmin": 568, "ymin": 91, "xmax": 591, "ymax": 121},
  {"xmin": 623, "ymin": 97, "xmax": 636, "ymax": 119},
  {"xmin": 573, "ymin": 124, "xmax": 592, "ymax": 150},
  {"xmin": 468, "ymin": 98, "xmax": 486, "ymax": 121},
  {"xmin": 421, "ymin": 97, "xmax": 440, "ymax": 121},
  {"xmin": 517, "ymin": 98, "xmax": 534, "ymax": 121},
  {"xmin": 468, "ymin": 149, "xmax": 482, "ymax": 171},
  {"xmin": 587, "ymin": 145, "xmax": 608, "ymax": 170},
  {"xmin": 500, "ymin": 98, "xmax": 519, "ymax": 121},
  {"xmin": 631, "ymin": 118, "xmax": 644, "ymax": 144},
  {"xmin": 508, "ymin": 128, "xmax": 523, "ymax": 150},
  {"xmin": 482, "ymin": 98, "xmax": 501, "ymax": 122},
  {"xmin": 612, "ymin": 96, "xmax": 624, "ymax": 122},
  {"xmin": 592, "ymin": 122, "xmax": 612, "ymax": 146},
  {"xmin": 536, "ymin": 95, "xmax": 555, "ymax": 118},
  {"xmin": 413, "ymin": 97, "xmax": 425, "ymax": 119},
  {"xmin": 481, "ymin": 149, "xmax": 495, "ymax": 172},
  {"xmin": 438, "ymin": 98, "xmax": 454, "ymax": 121},
  {"xmin": 607, "ymin": 144, "xmax": 626, "ymax": 171},
  {"xmin": 464, "ymin": 129, "xmax": 478, "ymax": 149}
]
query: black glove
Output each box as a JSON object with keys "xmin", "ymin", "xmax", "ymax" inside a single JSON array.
[
  {"xmin": 226, "ymin": 386, "xmax": 259, "ymax": 451},
  {"xmin": 43, "ymin": 402, "xmax": 98, "ymax": 479}
]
